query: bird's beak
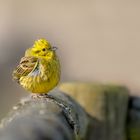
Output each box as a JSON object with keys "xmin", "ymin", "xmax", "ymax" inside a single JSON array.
[{"xmin": 51, "ymin": 46, "xmax": 57, "ymax": 51}]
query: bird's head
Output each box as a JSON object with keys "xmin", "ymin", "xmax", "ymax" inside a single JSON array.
[{"xmin": 25, "ymin": 39, "xmax": 57, "ymax": 59}]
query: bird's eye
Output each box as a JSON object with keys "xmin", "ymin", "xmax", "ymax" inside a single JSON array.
[{"xmin": 42, "ymin": 48, "xmax": 46, "ymax": 51}]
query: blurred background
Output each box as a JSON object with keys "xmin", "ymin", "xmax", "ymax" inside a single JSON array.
[{"xmin": 0, "ymin": 0, "xmax": 140, "ymax": 119}]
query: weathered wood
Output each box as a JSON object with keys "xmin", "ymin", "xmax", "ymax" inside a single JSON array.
[
  {"xmin": 0, "ymin": 89, "xmax": 90, "ymax": 140},
  {"xmin": 1, "ymin": 82, "xmax": 140, "ymax": 140},
  {"xmin": 59, "ymin": 82, "xmax": 129, "ymax": 140}
]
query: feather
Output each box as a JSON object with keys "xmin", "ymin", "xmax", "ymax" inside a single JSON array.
[{"xmin": 12, "ymin": 56, "xmax": 38, "ymax": 82}]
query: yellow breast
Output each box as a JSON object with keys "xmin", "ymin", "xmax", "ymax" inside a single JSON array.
[{"xmin": 19, "ymin": 59, "xmax": 60, "ymax": 94}]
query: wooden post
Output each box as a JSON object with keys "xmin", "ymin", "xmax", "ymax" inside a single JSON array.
[
  {"xmin": 0, "ymin": 89, "xmax": 90, "ymax": 140},
  {"xmin": 1, "ymin": 83, "xmax": 140, "ymax": 140},
  {"xmin": 59, "ymin": 83, "xmax": 129, "ymax": 140}
]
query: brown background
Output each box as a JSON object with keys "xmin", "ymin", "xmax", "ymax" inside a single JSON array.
[{"xmin": 0, "ymin": 0, "xmax": 140, "ymax": 119}]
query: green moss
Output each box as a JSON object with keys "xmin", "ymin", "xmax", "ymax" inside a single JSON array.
[{"xmin": 128, "ymin": 126, "xmax": 140, "ymax": 140}]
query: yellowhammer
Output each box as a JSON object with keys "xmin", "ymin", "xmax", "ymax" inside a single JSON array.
[{"xmin": 12, "ymin": 39, "xmax": 60, "ymax": 94}]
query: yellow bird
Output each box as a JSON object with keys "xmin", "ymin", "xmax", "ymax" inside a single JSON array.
[{"xmin": 12, "ymin": 39, "xmax": 60, "ymax": 94}]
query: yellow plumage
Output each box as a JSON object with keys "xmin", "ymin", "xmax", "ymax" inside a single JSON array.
[{"xmin": 12, "ymin": 39, "xmax": 60, "ymax": 94}]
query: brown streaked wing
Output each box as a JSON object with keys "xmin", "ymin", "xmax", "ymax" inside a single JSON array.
[{"xmin": 12, "ymin": 56, "xmax": 38, "ymax": 82}]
